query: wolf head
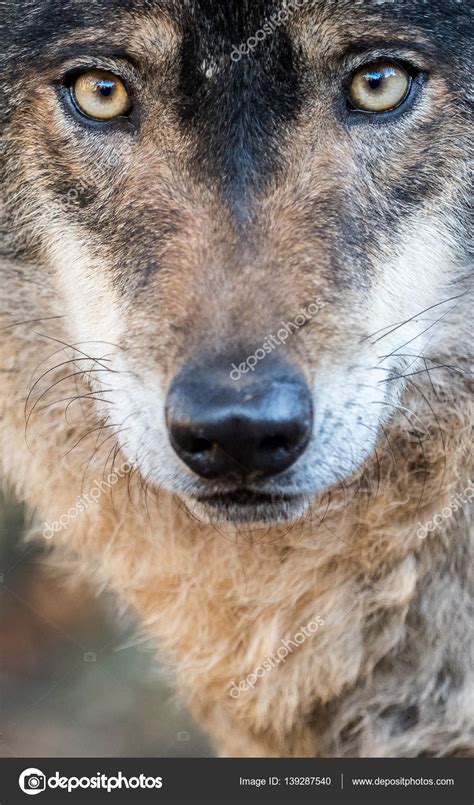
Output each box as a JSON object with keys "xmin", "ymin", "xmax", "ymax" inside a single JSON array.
[{"xmin": 1, "ymin": 0, "xmax": 471, "ymax": 523}]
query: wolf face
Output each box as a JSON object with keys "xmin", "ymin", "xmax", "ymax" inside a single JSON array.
[{"xmin": 1, "ymin": 0, "xmax": 471, "ymax": 523}]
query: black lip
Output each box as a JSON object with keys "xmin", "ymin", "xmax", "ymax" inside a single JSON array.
[
  {"xmin": 191, "ymin": 488, "xmax": 309, "ymax": 524},
  {"xmin": 195, "ymin": 489, "xmax": 301, "ymax": 507}
]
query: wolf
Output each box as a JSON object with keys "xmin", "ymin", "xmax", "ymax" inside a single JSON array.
[{"xmin": 0, "ymin": 0, "xmax": 472, "ymax": 757}]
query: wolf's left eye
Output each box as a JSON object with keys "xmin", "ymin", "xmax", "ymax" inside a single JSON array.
[
  {"xmin": 349, "ymin": 62, "xmax": 410, "ymax": 113},
  {"xmin": 71, "ymin": 70, "xmax": 131, "ymax": 120}
]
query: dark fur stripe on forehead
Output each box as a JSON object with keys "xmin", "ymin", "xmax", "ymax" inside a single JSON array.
[{"xmin": 177, "ymin": 2, "xmax": 300, "ymax": 216}]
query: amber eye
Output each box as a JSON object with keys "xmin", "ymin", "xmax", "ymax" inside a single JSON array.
[
  {"xmin": 349, "ymin": 62, "xmax": 410, "ymax": 113},
  {"xmin": 72, "ymin": 70, "xmax": 131, "ymax": 120}
]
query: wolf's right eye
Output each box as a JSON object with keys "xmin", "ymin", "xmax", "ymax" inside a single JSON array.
[
  {"xmin": 348, "ymin": 62, "xmax": 411, "ymax": 113},
  {"xmin": 71, "ymin": 70, "xmax": 131, "ymax": 121}
]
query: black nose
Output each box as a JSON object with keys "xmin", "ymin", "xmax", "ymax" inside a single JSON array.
[{"xmin": 166, "ymin": 358, "xmax": 313, "ymax": 481}]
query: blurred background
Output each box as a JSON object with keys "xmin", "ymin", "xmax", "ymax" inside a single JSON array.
[{"xmin": 0, "ymin": 488, "xmax": 212, "ymax": 758}]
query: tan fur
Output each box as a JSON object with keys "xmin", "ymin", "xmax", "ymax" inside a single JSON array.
[{"xmin": 1, "ymin": 258, "xmax": 472, "ymax": 756}]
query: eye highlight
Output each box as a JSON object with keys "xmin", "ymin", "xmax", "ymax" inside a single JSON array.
[
  {"xmin": 348, "ymin": 62, "xmax": 411, "ymax": 113},
  {"xmin": 71, "ymin": 70, "xmax": 131, "ymax": 120}
]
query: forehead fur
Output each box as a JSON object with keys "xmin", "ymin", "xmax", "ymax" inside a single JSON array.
[{"xmin": 0, "ymin": 0, "xmax": 472, "ymax": 58}]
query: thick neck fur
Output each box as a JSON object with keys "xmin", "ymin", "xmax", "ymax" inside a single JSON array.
[{"xmin": 1, "ymin": 258, "xmax": 472, "ymax": 757}]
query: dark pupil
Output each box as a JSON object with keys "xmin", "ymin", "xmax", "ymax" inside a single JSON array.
[
  {"xmin": 96, "ymin": 79, "xmax": 115, "ymax": 98},
  {"xmin": 367, "ymin": 71, "xmax": 383, "ymax": 91}
]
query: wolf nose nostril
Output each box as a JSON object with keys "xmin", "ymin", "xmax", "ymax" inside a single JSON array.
[
  {"xmin": 187, "ymin": 437, "xmax": 213, "ymax": 455},
  {"xmin": 168, "ymin": 412, "xmax": 310, "ymax": 479},
  {"xmin": 165, "ymin": 359, "xmax": 313, "ymax": 481}
]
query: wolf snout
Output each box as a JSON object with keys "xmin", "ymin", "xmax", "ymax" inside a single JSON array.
[{"xmin": 165, "ymin": 358, "xmax": 313, "ymax": 481}]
